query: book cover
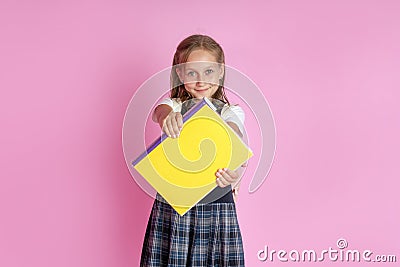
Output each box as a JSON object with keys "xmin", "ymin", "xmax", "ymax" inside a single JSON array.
[{"xmin": 132, "ymin": 97, "xmax": 253, "ymax": 215}]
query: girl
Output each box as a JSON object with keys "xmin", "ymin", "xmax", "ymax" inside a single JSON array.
[{"xmin": 140, "ymin": 34, "xmax": 246, "ymax": 267}]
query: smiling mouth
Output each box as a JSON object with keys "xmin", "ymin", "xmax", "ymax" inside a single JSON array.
[{"xmin": 195, "ymin": 86, "xmax": 213, "ymax": 91}]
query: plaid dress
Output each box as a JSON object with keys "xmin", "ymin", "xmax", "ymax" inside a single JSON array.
[{"xmin": 140, "ymin": 194, "xmax": 245, "ymax": 266}]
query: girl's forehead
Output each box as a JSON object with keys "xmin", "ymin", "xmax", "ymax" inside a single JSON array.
[
  {"xmin": 187, "ymin": 49, "xmax": 218, "ymax": 62},
  {"xmin": 183, "ymin": 61, "xmax": 220, "ymax": 71}
]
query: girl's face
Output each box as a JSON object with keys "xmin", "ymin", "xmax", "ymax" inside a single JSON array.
[{"xmin": 176, "ymin": 49, "xmax": 224, "ymax": 99}]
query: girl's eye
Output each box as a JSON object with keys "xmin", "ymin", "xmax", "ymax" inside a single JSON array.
[
  {"xmin": 187, "ymin": 71, "xmax": 196, "ymax": 77},
  {"xmin": 205, "ymin": 69, "xmax": 214, "ymax": 75}
]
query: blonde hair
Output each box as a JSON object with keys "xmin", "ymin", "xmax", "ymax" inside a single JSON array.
[{"xmin": 170, "ymin": 34, "xmax": 229, "ymax": 104}]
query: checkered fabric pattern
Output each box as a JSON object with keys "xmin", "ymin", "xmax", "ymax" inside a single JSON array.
[{"xmin": 140, "ymin": 195, "xmax": 245, "ymax": 266}]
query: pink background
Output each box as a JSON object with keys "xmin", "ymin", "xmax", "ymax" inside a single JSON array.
[{"xmin": 1, "ymin": 0, "xmax": 399, "ymax": 266}]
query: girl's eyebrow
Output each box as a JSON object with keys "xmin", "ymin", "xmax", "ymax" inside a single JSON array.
[{"xmin": 185, "ymin": 65, "xmax": 216, "ymax": 72}]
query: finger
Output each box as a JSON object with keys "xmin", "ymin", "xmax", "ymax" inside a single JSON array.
[
  {"xmin": 220, "ymin": 176, "xmax": 231, "ymax": 187},
  {"xmin": 216, "ymin": 177, "xmax": 223, "ymax": 187},
  {"xmin": 163, "ymin": 124, "xmax": 171, "ymax": 138},
  {"xmin": 216, "ymin": 169, "xmax": 231, "ymax": 186},
  {"xmin": 170, "ymin": 113, "xmax": 180, "ymax": 137},
  {"xmin": 176, "ymin": 113, "xmax": 183, "ymax": 130},
  {"xmin": 220, "ymin": 173, "xmax": 235, "ymax": 184},
  {"xmin": 165, "ymin": 118, "xmax": 174, "ymax": 138},
  {"xmin": 224, "ymin": 168, "xmax": 239, "ymax": 180},
  {"xmin": 216, "ymin": 177, "xmax": 228, "ymax": 188},
  {"xmin": 218, "ymin": 168, "xmax": 236, "ymax": 184},
  {"xmin": 161, "ymin": 118, "xmax": 172, "ymax": 137}
]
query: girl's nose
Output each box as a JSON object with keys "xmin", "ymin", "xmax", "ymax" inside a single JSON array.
[
  {"xmin": 198, "ymin": 73, "xmax": 206, "ymax": 83},
  {"xmin": 196, "ymin": 81, "xmax": 206, "ymax": 87},
  {"xmin": 196, "ymin": 74, "xmax": 206, "ymax": 85}
]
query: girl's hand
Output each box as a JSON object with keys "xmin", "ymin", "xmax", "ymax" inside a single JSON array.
[
  {"xmin": 161, "ymin": 111, "xmax": 183, "ymax": 138},
  {"xmin": 215, "ymin": 168, "xmax": 240, "ymax": 188}
]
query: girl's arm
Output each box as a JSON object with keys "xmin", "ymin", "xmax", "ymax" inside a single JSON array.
[
  {"xmin": 152, "ymin": 104, "xmax": 183, "ymax": 138},
  {"xmin": 152, "ymin": 104, "xmax": 172, "ymax": 126},
  {"xmin": 226, "ymin": 121, "xmax": 243, "ymax": 138},
  {"xmin": 231, "ymin": 162, "xmax": 248, "ymax": 201}
]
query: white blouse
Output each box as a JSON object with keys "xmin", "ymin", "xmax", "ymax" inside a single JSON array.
[{"xmin": 157, "ymin": 98, "xmax": 245, "ymax": 135}]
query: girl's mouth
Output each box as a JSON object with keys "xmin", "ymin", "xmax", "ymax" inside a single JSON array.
[{"xmin": 195, "ymin": 86, "xmax": 213, "ymax": 92}]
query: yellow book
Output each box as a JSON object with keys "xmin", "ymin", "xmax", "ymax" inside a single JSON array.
[{"xmin": 132, "ymin": 97, "xmax": 253, "ymax": 215}]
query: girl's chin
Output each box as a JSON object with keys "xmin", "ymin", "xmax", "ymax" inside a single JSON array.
[{"xmin": 193, "ymin": 95, "xmax": 212, "ymax": 99}]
